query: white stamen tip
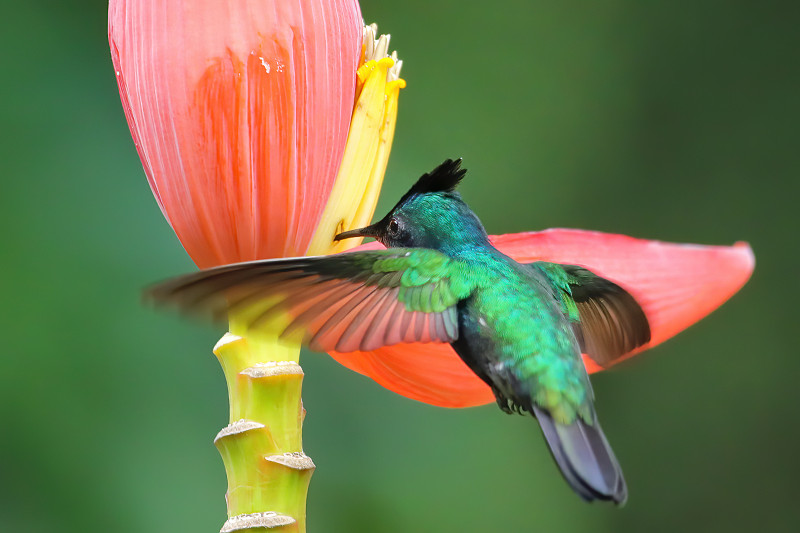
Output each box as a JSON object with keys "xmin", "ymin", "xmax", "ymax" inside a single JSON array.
[
  {"xmin": 389, "ymin": 58, "xmax": 403, "ymax": 82},
  {"xmin": 362, "ymin": 22, "xmax": 404, "ymax": 82}
]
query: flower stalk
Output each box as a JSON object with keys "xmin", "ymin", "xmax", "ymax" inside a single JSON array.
[{"xmin": 213, "ymin": 328, "xmax": 311, "ymax": 531}]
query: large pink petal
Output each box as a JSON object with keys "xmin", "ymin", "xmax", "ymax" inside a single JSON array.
[
  {"xmin": 109, "ymin": 0, "xmax": 362, "ymax": 267},
  {"xmin": 329, "ymin": 229, "xmax": 754, "ymax": 407}
]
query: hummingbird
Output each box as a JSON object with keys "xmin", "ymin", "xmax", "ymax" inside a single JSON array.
[{"xmin": 148, "ymin": 159, "xmax": 650, "ymax": 504}]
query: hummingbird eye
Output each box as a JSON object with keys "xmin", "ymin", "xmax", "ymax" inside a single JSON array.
[{"xmin": 388, "ymin": 218, "xmax": 399, "ymax": 234}]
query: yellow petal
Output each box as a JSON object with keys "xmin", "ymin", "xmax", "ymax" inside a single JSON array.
[{"xmin": 306, "ymin": 26, "xmax": 405, "ymax": 256}]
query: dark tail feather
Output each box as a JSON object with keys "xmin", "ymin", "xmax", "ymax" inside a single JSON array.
[{"xmin": 532, "ymin": 405, "xmax": 627, "ymax": 505}]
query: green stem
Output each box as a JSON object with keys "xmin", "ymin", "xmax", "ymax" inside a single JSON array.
[{"xmin": 212, "ymin": 314, "xmax": 313, "ymax": 532}]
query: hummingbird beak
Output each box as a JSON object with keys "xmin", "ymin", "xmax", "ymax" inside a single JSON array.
[{"xmin": 334, "ymin": 223, "xmax": 381, "ymax": 241}]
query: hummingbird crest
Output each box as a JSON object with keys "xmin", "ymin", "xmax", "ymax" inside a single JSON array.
[{"xmin": 395, "ymin": 158, "xmax": 466, "ymax": 207}]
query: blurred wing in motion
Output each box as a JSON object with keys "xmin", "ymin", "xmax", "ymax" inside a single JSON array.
[
  {"xmin": 531, "ymin": 262, "xmax": 651, "ymax": 367},
  {"xmin": 147, "ymin": 249, "xmax": 474, "ymax": 353}
]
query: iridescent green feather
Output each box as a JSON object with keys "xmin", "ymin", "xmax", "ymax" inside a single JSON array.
[
  {"xmin": 370, "ymin": 249, "xmax": 472, "ymax": 313},
  {"xmin": 453, "ymin": 252, "xmax": 594, "ymax": 425},
  {"xmin": 530, "ymin": 262, "xmax": 580, "ymax": 322}
]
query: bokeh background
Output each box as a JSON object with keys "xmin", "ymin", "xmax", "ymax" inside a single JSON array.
[{"xmin": 1, "ymin": 1, "xmax": 797, "ymax": 532}]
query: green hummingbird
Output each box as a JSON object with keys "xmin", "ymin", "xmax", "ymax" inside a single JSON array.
[{"xmin": 149, "ymin": 159, "xmax": 650, "ymax": 504}]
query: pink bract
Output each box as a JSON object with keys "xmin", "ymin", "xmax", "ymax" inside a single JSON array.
[{"xmin": 109, "ymin": 0, "xmax": 363, "ymax": 268}]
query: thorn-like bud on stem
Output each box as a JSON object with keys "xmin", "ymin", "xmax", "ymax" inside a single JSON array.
[{"xmin": 220, "ymin": 512, "xmax": 296, "ymax": 532}]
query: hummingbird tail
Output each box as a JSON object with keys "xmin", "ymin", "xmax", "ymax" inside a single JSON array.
[{"xmin": 532, "ymin": 405, "xmax": 628, "ymax": 505}]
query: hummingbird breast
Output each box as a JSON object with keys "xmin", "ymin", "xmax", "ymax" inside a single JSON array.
[{"xmin": 449, "ymin": 255, "xmax": 590, "ymax": 418}]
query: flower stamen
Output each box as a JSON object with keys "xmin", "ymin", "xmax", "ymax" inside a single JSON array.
[{"xmin": 307, "ymin": 23, "xmax": 406, "ymax": 256}]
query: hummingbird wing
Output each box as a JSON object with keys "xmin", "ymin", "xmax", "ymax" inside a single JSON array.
[
  {"xmin": 530, "ymin": 262, "xmax": 651, "ymax": 367},
  {"xmin": 147, "ymin": 249, "xmax": 474, "ymax": 353}
]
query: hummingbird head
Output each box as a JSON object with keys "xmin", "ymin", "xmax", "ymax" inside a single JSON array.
[{"xmin": 334, "ymin": 158, "xmax": 489, "ymax": 251}]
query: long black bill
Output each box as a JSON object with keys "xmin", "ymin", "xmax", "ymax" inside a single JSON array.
[{"xmin": 333, "ymin": 223, "xmax": 381, "ymax": 241}]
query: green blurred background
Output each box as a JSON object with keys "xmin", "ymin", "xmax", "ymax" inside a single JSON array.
[{"xmin": 1, "ymin": 1, "xmax": 797, "ymax": 531}]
